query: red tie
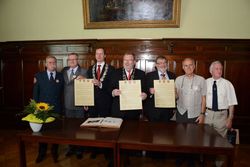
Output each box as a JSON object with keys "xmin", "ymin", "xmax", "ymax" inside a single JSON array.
[
  {"xmin": 127, "ymin": 70, "xmax": 131, "ymax": 80},
  {"xmin": 97, "ymin": 65, "xmax": 101, "ymax": 81}
]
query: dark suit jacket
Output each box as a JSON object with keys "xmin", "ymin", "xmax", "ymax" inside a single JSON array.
[
  {"xmin": 145, "ymin": 70, "xmax": 176, "ymax": 122},
  {"xmin": 87, "ymin": 63, "xmax": 115, "ymax": 117},
  {"xmin": 33, "ymin": 71, "xmax": 64, "ymax": 114},
  {"xmin": 109, "ymin": 68, "xmax": 146, "ymax": 120},
  {"xmin": 62, "ymin": 66, "xmax": 87, "ymax": 111}
]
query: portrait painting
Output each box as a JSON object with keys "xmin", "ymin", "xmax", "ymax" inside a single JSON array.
[{"xmin": 82, "ymin": 0, "xmax": 181, "ymax": 29}]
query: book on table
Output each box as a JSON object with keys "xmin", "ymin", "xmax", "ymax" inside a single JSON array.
[{"xmin": 80, "ymin": 117, "xmax": 123, "ymax": 128}]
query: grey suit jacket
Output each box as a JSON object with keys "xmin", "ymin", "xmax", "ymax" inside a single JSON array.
[{"xmin": 62, "ymin": 66, "xmax": 87, "ymax": 111}]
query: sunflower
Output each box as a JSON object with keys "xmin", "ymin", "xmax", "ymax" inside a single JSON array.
[
  {"xmin": 22, "ymin": 99, "xmax": 58, "ymax": 123},
  {"xmin": 36, "ymin": 102, "xmax": 49, "ymax": 111}
]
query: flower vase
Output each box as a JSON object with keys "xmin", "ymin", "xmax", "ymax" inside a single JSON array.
[{"xmin": 29, "ymin": 122, "xmax": 43, "ymax": 132}]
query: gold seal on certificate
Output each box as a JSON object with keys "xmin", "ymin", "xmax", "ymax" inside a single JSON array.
[
  {"xmin": 119, "ymin": 80, "xmax": 142, "ymax": 110},
  {"xmin": 74, "ymin": 79, "xmax": 94, "ymax": 106},
  {"xmin": 154, "ymin": 79, "xmax": 175, "ymax": 108}
]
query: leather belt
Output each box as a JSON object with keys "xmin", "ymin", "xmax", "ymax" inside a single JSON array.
[{"xmin": 206, "ymin": 107, "xmax": 228, "ymax": 112}]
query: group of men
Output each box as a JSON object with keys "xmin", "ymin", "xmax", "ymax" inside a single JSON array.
[{"xmin": 33, "ymin": 48, "xmax": 237, "ymax": 167}]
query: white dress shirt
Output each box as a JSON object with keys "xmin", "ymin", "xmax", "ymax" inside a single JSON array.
[
  {"xmin": 96, "ymin": 62, "xmax": 105, "ymax": 72},
  {"xmin": 47, "ymin": 70, "xmax": 56, "ymax": 80},
  {"xmin": 206, "ymin": 77, "xmax": 238, "ymax": 109},
  {"xmin": 67, "ymin": 66, "xmax": 78, "ymax": 80}
]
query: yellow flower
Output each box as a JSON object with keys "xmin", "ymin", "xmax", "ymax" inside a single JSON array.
[
  {"xmin": 22, "ymin": 99, "xmax": 58, "ymax": 123},
  {"xmin": 36, "ymin": 102, "xmax": 49, "ymax": 111}
]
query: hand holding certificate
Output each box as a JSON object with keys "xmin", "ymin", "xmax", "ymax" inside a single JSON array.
[
  {"xmin": 154, "ymin": 79, "xmax": 175, "ymax": 108},
  {"xmin": 74, "ymin": 79, "xmax": 94, "ymax": 106},
  {"xmin": 119, "ymin": 80, "xmax": 142, "ymax": 110}
]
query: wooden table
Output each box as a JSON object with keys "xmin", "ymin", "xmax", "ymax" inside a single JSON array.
[
  {"xmin": 18, "ymin": 118, "xmax": 120, "ymax": 167},
  {"xmin": 117, "ymin": 121, "xmax": 235, "ymax": 167}
]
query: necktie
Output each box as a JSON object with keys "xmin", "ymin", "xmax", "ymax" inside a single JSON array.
[
  {"xmin": 70, "ymin": 69, "xmax": 74, "ymax": 80},
  {"xmin": 97, "ymin": 65, "xmax": 101, "ymax": 81},
  {"xmin": 161, "ymin": 73, "xmax": 166, "ymax": 80},
  {"xmin": 212, "ymin": 81, "xmax": 218, "ymax": 111},
  {"xmin": 127, "ymin": 70, "xmax": 131, "ymax": 80},
  {"xmin": 50, "ymin": 72, "xmax": 54, "ymax": 81}
]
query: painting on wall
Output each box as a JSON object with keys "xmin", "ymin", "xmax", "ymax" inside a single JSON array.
[{"xmin": 82, "ymin": 0, "xmax": 181, "ymax": 29}]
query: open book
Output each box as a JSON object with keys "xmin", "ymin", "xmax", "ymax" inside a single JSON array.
[{"xmin": 80, "ymin": 117, "xmax": 123, "ymax": 128}]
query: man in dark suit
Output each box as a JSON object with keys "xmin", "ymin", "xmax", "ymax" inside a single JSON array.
[
  {"xmin": 110, "ymin": 52, "xmax": 147, "ymax": 120},
  {"xmin": 61, "ymin": 53, "xmax": 87, "ymax": 159},
  {"xmin": 145, "ymin": 56, "xmax": 176, "ymax": 122},
  {"xmin": 87, "ymin": 48, "xmax": 115, "ymax": 164},
  {"xmin": 87, "ymin": 48, "xmax": 115, "ymax": 117},
  {"xmin": 33, "ymin": 55, "xmax": 64, "ymax": 163}
]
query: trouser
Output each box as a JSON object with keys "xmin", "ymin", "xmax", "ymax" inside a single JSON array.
[
  {"xmin": 38, "ymin": 143, "xmax": 58, "ymax": 156},
  {"xmin": 204, "ymin": 109, "xmax": 228, "ymax": 137}
]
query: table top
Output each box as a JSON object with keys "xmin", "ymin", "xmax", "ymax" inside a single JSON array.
[
  {"xmin": 118, "ymin": 121, "xmax": 233, "ymax": 151},
  {"xmin": 18, "ymin": 118, "xmax": 120, "ymax": 144},
  {"xmin": 18, "ymin": 119, "xmax": 234, "ymax": 152}
]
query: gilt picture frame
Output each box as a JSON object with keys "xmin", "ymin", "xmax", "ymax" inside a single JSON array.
[{"xmin": 82, "ymin": 0, "xmax": 181, "ymax": 29}]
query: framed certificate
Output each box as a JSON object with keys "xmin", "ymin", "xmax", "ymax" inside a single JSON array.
[
  {"xmin": 119, "ymin": 80, "xmax": 142, "ymax": 110},
  {"xmin": 74, "ymin": 79, "xmax": 94, "ymax": 106},
  {"xmin": 154, "ymin": 79, "xmax": 175, "ymax": 108}
]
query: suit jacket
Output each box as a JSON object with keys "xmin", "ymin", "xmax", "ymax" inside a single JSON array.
[
  {"xmin": 62, "ymin": 66, "xmax": 87, "ymax": 110},
  {"xmin": 109, "ymin": 68, "xmax": 146, "ymax": 120},
  {"xmin": 87, "ymin": 63, "xmax": 115, "ymax": 117},
  {"xmin": 33, "ymin": 71, "xmax": 64, "ymax": 114},
  {"xmin": 145, "ymin": 70, "xmax": 176, "ymax": 122}
]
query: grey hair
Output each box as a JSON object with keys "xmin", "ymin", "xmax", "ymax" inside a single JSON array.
[{"xmin": 209, "ymin": 61, "xmax": 222, "ymax": 73}]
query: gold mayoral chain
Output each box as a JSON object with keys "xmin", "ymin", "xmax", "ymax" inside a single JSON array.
[{"xmin": 92, "ymin": 64, "xmax": 109, "ymax": 82}]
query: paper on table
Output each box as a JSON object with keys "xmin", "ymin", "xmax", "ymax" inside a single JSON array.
[
  {"xmin": 119, "ymin": 80, "xmax": 142, "ymax": 110},
  {"xmin": 74, "ymin": 79, "xmax": 94, "ymax": 106},
  {"xmin": 154, "ymin": 79, "xmax": 175, "ymax": 108}
]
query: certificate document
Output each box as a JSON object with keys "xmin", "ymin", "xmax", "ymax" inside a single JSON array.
[
  {"xmin": 119, "ymin": 80, "xmax": 142, "ymax": 110},
  {"xmin": 74, "ymin": 79, "xmax": 94, "ymax": 106},
  {"xmin": 154, "ymin": 79, "xmax": 175, "ymax": 108}
]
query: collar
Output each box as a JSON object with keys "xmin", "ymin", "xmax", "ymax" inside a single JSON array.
[
  {"xmin": 125, "ymin": 68, "xmax": 133, "ymax": 74},
  {"xmin": 69, "ymin": 66, "xmax": 78, "ymax": 73},
  {"xmin": 97, "ymin": 62, "xmax": 105, "ymax": 67},
  {"xmin": 47, "ymin": 70, "xmax": 56, "ymax": 75}
]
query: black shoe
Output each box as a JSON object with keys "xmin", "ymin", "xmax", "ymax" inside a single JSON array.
[
  {"xmin": 51, "ymin": 144, "xmax": 59, "ymax": 163},
  {"xmin": 90, "ymin": 152, "xmax": 97, "ymax": 159},
  {"xmin": 108, "ymin": 160, "xmax": 114, "ymax": 167},
  {"xmin": 52, "ymin": 153, "xmax": 58, "ymax": 163},
  {"xmin": 76, "ymin": 152, "xmax": 83, "ymax": 159},
  {"xmin": 36, "ymin": 154, "xmax": 45, "ymax": 163},
  {"xmin": 65, "ymin": 149, "xmax": 75, "ymax": 157}
]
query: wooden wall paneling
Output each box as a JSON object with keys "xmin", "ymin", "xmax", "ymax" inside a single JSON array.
[
  {"xmin": 224, "ymin": 59, "xmax": 250, "ymax": 143},
  {"xmin": 78, "ymin": 54, "xmax": 96, "ymax": 69},
  {"xmin": 1, "ymin": 39, "xmax": 250, "ymax": 143},
  {"xmin": 22, "ymin": 57, "xmax": 40, "ymax": 105},
  {"xmin": 2, "ymin": 46, "xmax": 23, "ymax": 110},
  {"xmin": 0, "ymin": 46, "xmax": 3, "ymax": 106}
]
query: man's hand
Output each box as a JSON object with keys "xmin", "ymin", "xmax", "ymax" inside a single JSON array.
[
  {"xmin": 76, "ymin": 75, "xmax": 85, "ymax": 80},
  {"xmin": 149, "ymin": 88, "xmax": 155, "ymax": 95},
  {"xmin": 112, "ymin": 89, "xmax": 121, "ymax": 97},
  {"xmin": 141, "ymin": 92, "xmax": 147, "ymax": 100},
  {"xmin": 226, "ymin": 117, "xmax": 233, "ymax": 129},
  {"xmin": 196, "ymin": 115, "xmax": 205, "ymax": 124},
  {"xmin": 93, "ymin": 79, "xmax": 101, "ymax": 87}
]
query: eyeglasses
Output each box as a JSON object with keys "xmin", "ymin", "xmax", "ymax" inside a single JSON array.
[{"xmin": 68, "ymin": 59, "xmax": 77, "ymax": 61}]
